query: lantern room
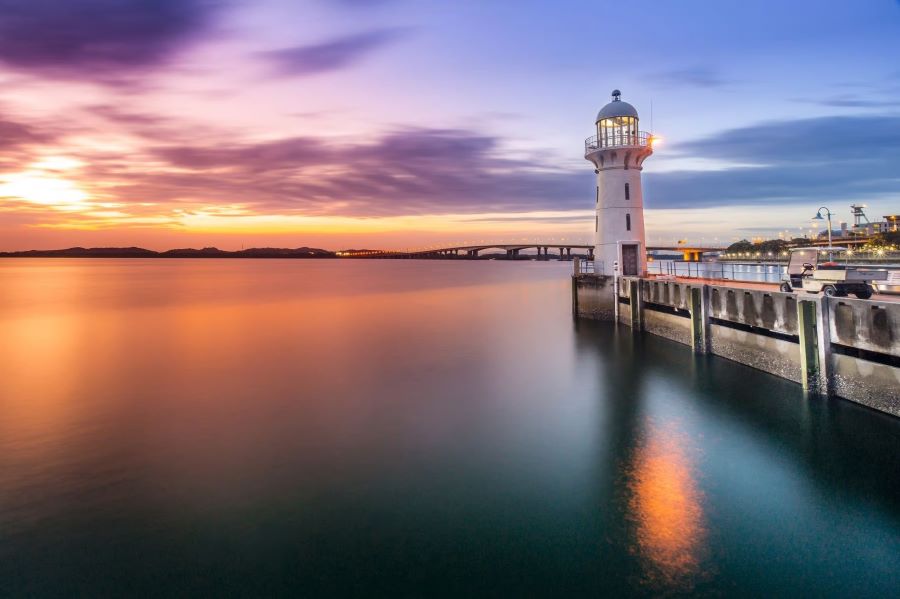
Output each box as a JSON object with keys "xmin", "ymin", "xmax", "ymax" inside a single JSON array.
[{"xmin": 593, "ymin": 90, "xmax": 642, "ymax": 149}]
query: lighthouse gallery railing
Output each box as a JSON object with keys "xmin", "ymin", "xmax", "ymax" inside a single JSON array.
[{"xmin": 585, "ymin": 131, "xmax": 652, "ymax": 153}]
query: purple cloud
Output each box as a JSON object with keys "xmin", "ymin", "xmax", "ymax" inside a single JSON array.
[
  {"xmin": 9, "ymin": 107, "xmax": 899, "ymax": 220},
  {"xmin": 261, "ymin": 28, "xmax": 409, "ymax": 76},
  {"xmin": 114, "ymin": 114, "xmax": 899, "ymax": 216},
  {"xmin": 795, "ymin": 95, "xmax": 900, "ymax": 108},
  {"xmin": 71, "ymin": 127, "xmax": 586, "ymax": 216},
  {"xmin": 645, "ymin": 115, "xmax": 900, "ymax": 208},
  {"xmin": 0, "ymin": 117, "xmax": 51, "ymax": 149},
  {"xmin": 0, "ymin": 0, "xmax": 224, "ymax": 80}
]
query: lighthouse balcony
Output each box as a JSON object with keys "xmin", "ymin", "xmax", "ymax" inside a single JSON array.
[{"xmin": 584, "ymin": 131, "xmax": 652, "ymax": 155}]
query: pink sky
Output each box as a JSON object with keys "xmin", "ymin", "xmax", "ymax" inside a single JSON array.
[{"xmin": 1, "ymin": 0, "xmax": 898, "ymax": 251}]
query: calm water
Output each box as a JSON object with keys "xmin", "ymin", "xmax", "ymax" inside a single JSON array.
[{"xmin": 1, "ymin": 259, "xmax": 899, "ymax": 597}]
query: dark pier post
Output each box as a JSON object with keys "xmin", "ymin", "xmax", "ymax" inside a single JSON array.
[
  {"xmin": 572, "ymin": 258, "xmax": 580, "ymax": 315},
  {"xmin": 629, "ymin": 279, "xmax": 642, "ymax": 330},
  {"xmin": 798, "ymin": 300, "xmax": 819, "ymax": 393},
  {"xmin": 689, "ymin": 285, "xmax": 711, "ymax": 354},
  {"xmin": 614, "ymin": 276, "xmax": 620, "ymax": 321},
  {"xmin": 816, "ymin": 298, "xmax": 834, "ymax": 396},
  {"xmin": 798, "ymin": 299, "xmax": 831, "ymax": 394}
]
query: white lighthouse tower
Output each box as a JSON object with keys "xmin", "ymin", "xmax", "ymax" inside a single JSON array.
[{"xmin": 585, "ymin": 90, "xmax": 653, "ymax": 277}]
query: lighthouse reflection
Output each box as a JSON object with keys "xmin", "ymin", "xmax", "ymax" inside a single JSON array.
[
  {"xmin": 624, "ymin": 419, "xmax": 707, "ymax": 591},
  {"xmin": 576, "ymin": 323, "xmax": 710, "ymax": 592}
]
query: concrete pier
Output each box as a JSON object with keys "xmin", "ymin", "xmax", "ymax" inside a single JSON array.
[{"xmin": 574, "ymin": 273, "xmax": 900, "ymax": 417}]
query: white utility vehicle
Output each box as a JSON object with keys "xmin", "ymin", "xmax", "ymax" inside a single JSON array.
[{"xmin": 779, "ymin": 247, "xmax": 887, "ymax": 299}]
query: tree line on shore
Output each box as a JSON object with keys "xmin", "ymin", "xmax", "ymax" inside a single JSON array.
[{"xmin": 727, "ymin": 230, "xmax": 899, "ymax": 254}]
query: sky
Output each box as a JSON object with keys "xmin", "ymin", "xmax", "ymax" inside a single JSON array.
[{"xmin": 0, "ymin": 0, "xmax": 898, "ymax": 251}]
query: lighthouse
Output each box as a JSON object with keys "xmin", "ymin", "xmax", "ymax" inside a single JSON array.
[{"xmin": 584, "ymin": 90, "xmax": 653, "ymax": 277}]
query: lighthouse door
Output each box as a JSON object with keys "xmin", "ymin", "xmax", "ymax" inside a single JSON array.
[{"xmin": 621, "ymin": 244, "xmax": 638, "ymax": 276}]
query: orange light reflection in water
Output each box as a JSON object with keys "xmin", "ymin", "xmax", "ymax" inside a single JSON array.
[{"xmin": 625, "ymin": 420, "xmax": 708, "ymax": 591}]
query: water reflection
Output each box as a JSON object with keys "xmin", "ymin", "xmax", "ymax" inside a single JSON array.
[
  {"xmin": 1, "ymin": 260, "xmax": 899, "ymax": 597},
  {"xmin": 625, "ymin": 420, "xmax": 707, "ymax": 591}
]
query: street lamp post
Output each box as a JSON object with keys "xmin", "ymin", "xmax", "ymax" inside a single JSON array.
[{"xmin": 813, "ymin": 206, "xmax": 834, "ymax": 260}]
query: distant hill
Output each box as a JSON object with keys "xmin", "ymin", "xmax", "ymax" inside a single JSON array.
[{"xmin": 0, "ymin": 246, "xmax": 335, "ymax": 258}]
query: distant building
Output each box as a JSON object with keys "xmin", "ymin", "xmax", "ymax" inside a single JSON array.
[
  {"xmin": 848, "ymin": 205, "xmax": 899, "ymax": 236},
  {"xmin": 852, "ymin": 215, "xmax": 900, "ymax": 236}
]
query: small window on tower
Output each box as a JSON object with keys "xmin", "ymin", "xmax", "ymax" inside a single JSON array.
[
  {"xmin": 595, "ymin": 215, "xmax": 598, "ymax": 232},
  {"xmin": 626, "ymin": 213, "xmax": 631, "ymax": 231},
  {"xmin": 596, "ymin": 186, "xmax": 599, "ymax": 204},
  {"xmin": 625, "ymin": 182, "xmax": 630, "ymax": 200}
]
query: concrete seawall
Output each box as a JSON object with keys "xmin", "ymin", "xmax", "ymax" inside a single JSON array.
[{"xmin": 574, "ymin": 275, "xmax": 900, "ymax": 417}]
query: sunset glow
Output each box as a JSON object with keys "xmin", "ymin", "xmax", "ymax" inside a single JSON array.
[
  {"xmin": 0, "ymin": 1, "xmax": 897, "ymax": 251},
  {"xmin": 1, "ymin": 173, "xmax": 88, "ymax": 209}
]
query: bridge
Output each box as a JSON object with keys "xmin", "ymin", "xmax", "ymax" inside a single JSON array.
[
  {"xmin": 337, "ymin": 244, "xmax": 726, "ymax": 261},
  {"xmin": 339, "ymin": 244, "xmax": 591, "ymax": 259}
]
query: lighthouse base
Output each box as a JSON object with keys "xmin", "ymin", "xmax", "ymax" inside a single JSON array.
[{"xmin": 572, "ymin": 274, "xmax": 616, "ymax": 320}]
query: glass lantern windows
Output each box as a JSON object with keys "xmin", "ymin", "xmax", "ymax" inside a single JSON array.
[{"xmin": 597, "ymin": 116, "xmax": 637, "ymax": 148}]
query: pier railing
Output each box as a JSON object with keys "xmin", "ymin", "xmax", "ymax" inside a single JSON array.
[
  {"xmin": 648, "ymin": 261, "xmax": 899, "ymax": 289},
  {"xmin": 573, "ymin": 259, "xmax": 603, "ymax": 275},
  {"xmin": 648, "ymin": 261, "xmax": 787, "ymax": 283}
]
